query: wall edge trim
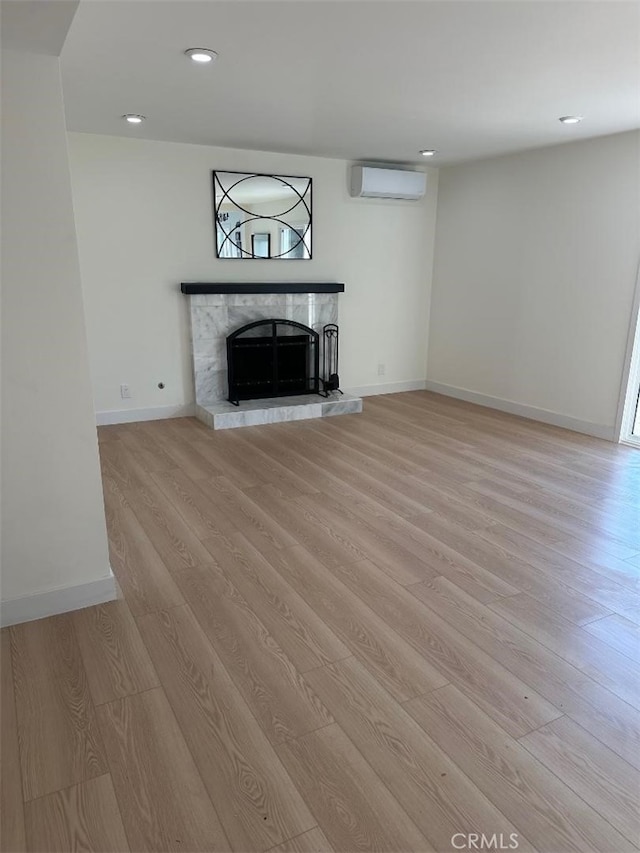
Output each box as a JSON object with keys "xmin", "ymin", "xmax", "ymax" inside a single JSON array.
[
  {"xmin": 343, "ymin": 380, "xmax": 427, "ymax": 397},
  {"xmin": 1, "ymin": 572, "xmax": 117, "ymax": 627},
  {"xmin": 96, "ymin": 403, "xmax": 195, "ymax": 426},
  {"xmin": 423, "ymin": 380, "xmax": 615, "ymax": 440}
]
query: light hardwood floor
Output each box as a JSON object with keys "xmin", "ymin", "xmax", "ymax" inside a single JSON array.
[{"xmin": 2, "ymin": 391, "xmax": 640, "ymax": 852}]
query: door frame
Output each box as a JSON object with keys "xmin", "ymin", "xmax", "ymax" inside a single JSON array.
[{"xmin": 616, "ymin": 259, "xmax": 640, "ymax": 444}]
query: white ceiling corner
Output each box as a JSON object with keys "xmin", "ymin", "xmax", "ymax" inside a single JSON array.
[{"xmin": 1, "ymin": 0, "xmax": 79, "ymax": 55}]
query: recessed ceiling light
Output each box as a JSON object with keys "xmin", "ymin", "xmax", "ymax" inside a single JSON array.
[
  {"xmin": 419, "ymin": 149, "xmax": 437, "ymax": 157},
  {"xmin": 123, "ymin": 114, "xmax": 145, "ymax": 124},
  {"xmin": 185, "ymin": 48, "xmax": 218, "ymax": 63},
  {"xmin": 559, "ymin": 116, "xmax": 583, "ymax": 124}
]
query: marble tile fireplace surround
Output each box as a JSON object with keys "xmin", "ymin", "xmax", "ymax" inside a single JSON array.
[{"xmin": 181, "ymin": 282, "xmax": 363, "ymax": 429}]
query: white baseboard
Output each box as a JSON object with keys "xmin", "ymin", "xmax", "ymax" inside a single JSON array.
[
  {"xmin": 94, "ymin": 385, "xmax": 613, "ymax": 440},
  {"xmin": 423, "ymin": 380, "xmax": 615, "ymax": 441},
  {"xmin": 96, "ymin": 403, "xmax": 195, "ymax": 426},
  {"xmin": 344, "ymin": 379, "xmax": 427, "ymax": 398},
  {"xmin": 1, "ymin": 572, "xmax": 118, "ymax": 627}
]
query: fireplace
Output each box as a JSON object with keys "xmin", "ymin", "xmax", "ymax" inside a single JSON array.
[
  {"xmin": 227, "ymin": 318, "xmax": 319, "ymax": 405},
  {"xmin": 181, "ymin": 282, "xmax": 362, "ymax": 428}
]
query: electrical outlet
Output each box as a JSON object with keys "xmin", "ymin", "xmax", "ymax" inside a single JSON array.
[
  {"xmin": 377, "ymin": 363, "xmax": 386, "ymax": 377},
  {"xmin": 120, "ymin": 384, "xmax": 131, "ymax": 399}
]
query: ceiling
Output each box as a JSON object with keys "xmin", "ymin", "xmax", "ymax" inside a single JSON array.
[
  {"xmin": 1, "ymin": 0, "xmax": 79, "ymax": 56},
  {"xmin": 58, "ymin": 0, "xmax": 640, "ymax": 166}
]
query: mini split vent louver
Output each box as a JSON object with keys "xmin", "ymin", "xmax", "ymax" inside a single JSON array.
[{"xmin": 350, "ymin": 166, "xmax": 427, "ymax": 200}]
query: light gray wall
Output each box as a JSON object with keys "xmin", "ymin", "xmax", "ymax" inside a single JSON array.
[
  {"xmin": 1, "ymin": 50, "xmax": 112, "ymax": 614},
  {"xmin": 428, "ymin": 131, "xmax": 640, "ymax": 436}
]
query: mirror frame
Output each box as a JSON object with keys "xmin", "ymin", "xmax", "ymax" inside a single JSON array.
[{"xmin": 212, "ymin": 170, "xmax": 312, "ymax": 260}]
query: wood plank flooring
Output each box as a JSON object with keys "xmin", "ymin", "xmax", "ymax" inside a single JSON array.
[{"xmin": 3, "ymin": 391, "xmax": 640, "ymax": 852}]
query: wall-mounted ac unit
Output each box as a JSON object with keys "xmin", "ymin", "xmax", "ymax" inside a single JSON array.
[{"xmin": 350, "ymin": 166, "xmax": 427, "ymax": 200}]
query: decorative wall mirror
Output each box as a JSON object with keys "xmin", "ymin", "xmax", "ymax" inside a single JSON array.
[{"xmin": 213, "ymin": 171, "xmax": 312, "ymax": 260}]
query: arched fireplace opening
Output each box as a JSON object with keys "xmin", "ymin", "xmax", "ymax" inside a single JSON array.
[{"xmin": 227, "ymin": 318, "xmax": 319, "ymax": 406}]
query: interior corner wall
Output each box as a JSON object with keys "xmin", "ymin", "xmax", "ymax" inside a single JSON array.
[
  {"xmin": 1, "ymin": 50, "xmax": 113, "ymax": 621},
  {"xmin": 66, "ymin": 133, "xmax": 438, "ymax": 417},
  {"xmin": 427, "ymin": 131, "xmax": 640, "ymax": 438}
]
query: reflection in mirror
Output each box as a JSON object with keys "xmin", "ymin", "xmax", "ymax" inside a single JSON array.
[
  {"xmin": 213, "ymin": 171, "xmax": 312, "ymax": 260},
  {"xmin": 251, "ymin": 233, "xmax": 271, "ymax": 258}
]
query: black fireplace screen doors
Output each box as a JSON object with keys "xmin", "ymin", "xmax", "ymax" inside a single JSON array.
[{"xmin": 227, "ymin": 319, "xmax": 320, "ymax": 405}]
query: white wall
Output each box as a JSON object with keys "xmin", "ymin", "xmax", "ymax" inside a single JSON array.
[
  {"xmin": 428, "ymin": 131, "xmax": 640, "ymax": 437},
  {"xmin": 67, "ymin": 133, "xmax": 438, "ymax": 416},
  {"xmin": 1, "ymin": 51, "xmax": 114, "ymax": 622}
]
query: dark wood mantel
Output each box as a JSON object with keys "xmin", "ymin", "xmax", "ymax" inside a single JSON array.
[{"xmin": 181, "ymin": 282, "xmax": 344, "ymax": 295}]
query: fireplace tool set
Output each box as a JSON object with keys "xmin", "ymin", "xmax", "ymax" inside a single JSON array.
[{"xmin": 320, "ymin": 324, "xmax": 342, "ymax": 397}]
